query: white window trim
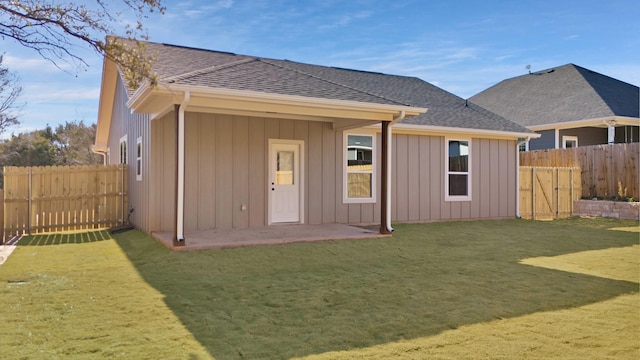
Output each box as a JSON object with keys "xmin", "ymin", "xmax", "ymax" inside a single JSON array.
[
  {"xmin": 136, "ymin": 136, "xmax": 142, "ymax": 181},
  {"xmin": 562, "ymin": 135, "xmax": 578, "ymax": 149},
  {"xmin": 445, "ymin": 137, "xmax": 472, "ymax": 202},
  {"xmin": 119, "ymin": 135, "xmax": 127, "ymax": 165},
  {"xmin": 343, "ymin": 132, "xmax": 376, "ymax": 204}
]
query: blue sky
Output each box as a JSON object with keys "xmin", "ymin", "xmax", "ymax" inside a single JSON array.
[{"xmin": 2, "ymin": 0, "xmax": 638, "ymax": 134}]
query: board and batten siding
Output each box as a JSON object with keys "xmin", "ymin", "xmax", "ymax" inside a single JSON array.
[
  {"xmin": 106, "ymin": 75, "xmax": 151, "ymax": 232},
  {"xmin": 148, "ymin": 111, "xmax": 517, "ymax": 233},
  {"xmin": 390, "ymin": 134, "xmax": 517, "ymax": 222},
  {"xmin": 149, "ymin": 112, "xmax": 376, "ymax": 232}
]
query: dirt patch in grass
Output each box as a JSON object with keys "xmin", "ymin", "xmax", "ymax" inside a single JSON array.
[{"xmin": 0, "ymin": 217, "xmax": 638, "ymax": 359}]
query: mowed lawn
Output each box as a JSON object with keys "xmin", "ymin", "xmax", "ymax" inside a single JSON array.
[{"xmin": 0, "ymin": 218, "xmax": 638, "ymax": 359}]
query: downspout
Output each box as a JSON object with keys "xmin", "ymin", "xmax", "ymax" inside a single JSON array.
[
  {"xmin": 385, "ymin": 111, "xmax": 405, "ymax": 233},
  {"xmin": 175, "ymin": 91, "xmax": 190, "ymax": 245},
  {"xmin": 515, "ymin": 136, "xmax": 530, "ymax": 218},
  {"xmin": 91, "ymin": 145, "xmax": 108, "ymax": 165}
]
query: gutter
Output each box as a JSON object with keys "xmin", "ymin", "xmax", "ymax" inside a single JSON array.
[
  {"xmin": 515, "ymin": 136, "xmax": 530, "ymax": 218},
  {"xmin": 384, "ymin": 111, "xmax": 405, "ymax": 233},
  {"xmin": 176, "ymin": 91, "xmax": 190, "ymax": 243},
  {"xmin": 91, "ymin": 145, "xmax": 108, "ymax": 165}
]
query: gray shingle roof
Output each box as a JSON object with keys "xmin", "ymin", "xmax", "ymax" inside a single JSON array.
[
  {"xmin": 135, "ymin": 41, "xmax": 532, "ymax": 133},
  {"xmin": 469, "ymin": 64, "xmax": 640, "ymax": 127}
]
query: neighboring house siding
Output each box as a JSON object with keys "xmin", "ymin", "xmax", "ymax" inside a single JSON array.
[
  {"xmin": 614, "ymin": 126, "xmax": 639, "ymax": 143},
  {"xmin": 107, "ymin": 76, "xmax": 151, "ymax": 231},
  {"xmin": 529, "ymin": 129, "xmax": 556, "ymax": 150},
  {"xmin": 391, "ymin": 135, "xmax": 516, "ymax": 222},
  {"xmin": 559, "ymin": 127, "xmax": 607, "ymax": 147}
]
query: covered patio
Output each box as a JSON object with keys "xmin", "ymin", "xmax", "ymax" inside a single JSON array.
[{"xmin": 152, "ymin": 223, "xmax": 389, "ymax": 252}]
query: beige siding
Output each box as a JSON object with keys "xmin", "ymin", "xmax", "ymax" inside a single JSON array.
[
  {"xmin": 106, "ymin": 76, "xmax": 152, "ymax": 232},
  {"xmin": 391, "ymin": 134, "xmax": 517, "ymax": 222},
  {"xmin": 147, "ymin": 110, "xmax": 518, "ymax": 233},
  {"xmin": 166, "ymin": 114, "xmax": 350, "ymax": 231}
]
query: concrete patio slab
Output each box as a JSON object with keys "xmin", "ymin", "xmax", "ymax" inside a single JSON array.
[{"xmin": 152, "ymin": 223, "xmax": 389, "ymax": 251}]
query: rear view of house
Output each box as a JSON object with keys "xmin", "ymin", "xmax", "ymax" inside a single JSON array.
[
  {"xmin": 470, "ymin": 64, "xmax": 639, "ymax": 150},
  {"xmin": 94, "ymin": 40, "xmax": 534, "ymax": 246}
]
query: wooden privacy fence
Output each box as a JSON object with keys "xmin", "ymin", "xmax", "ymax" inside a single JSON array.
[
  {"xmin": 3, "ymin": 165, "xmax": 127, "ymax": 242},
  {"xmin": 519, "ymin": 167, "xmax": 582, "ymax": 220},
  {"xmin": 520, "ymin": 143, "xmax": 639, "ymax": 200}
]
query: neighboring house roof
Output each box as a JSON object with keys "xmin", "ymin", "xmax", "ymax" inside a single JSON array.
[{"xmin": 469, "ymin": 64, "xmax": 640, "ymax": 128}]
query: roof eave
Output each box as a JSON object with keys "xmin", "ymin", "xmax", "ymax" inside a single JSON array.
[
  {"xmin": 528, "ymin": 116, "xmax": 640, "ymax": 131},
  {"xmin": 127, "ymin": 83, "xmax": 427, "ymax": 121},
  {"xmin": 391, "ymin": 123, "xmax": 541, "ymax": 140},
  {"xmin": 94, "ymin": 58, "xmax": 119, "ymax": 152}
]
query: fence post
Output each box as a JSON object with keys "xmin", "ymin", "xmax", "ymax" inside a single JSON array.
[
  {"xmin": 532, "ymin": 167, "xmax": 536, "ymax": 220},
  {"xmin": 28, "ymin": 167, "xmax": 32, "ymax": 235},
  {"xmin": 570, "ymin": 168, "xmax": 574, "ymax": 215}
]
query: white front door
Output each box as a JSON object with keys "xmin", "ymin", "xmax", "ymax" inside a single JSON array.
[{"xmin": 269, "ymin": 141, "xmax": 302, "ymax": 223}]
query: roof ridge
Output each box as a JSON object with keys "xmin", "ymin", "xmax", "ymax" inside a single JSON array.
[
  {"xmin": 161, "ymin": 57, "xmax": 258, "ymax": 83},
  {"xmin": 259, "ymin": 59, "xmax": 411, "ymax": 107}
]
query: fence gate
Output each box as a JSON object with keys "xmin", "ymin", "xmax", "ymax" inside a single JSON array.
[
  {"xmin": 519, "ymin": 167, "xmax": 581, "ymax": 220},
  {"xmin": 3, "ymin": 165, "xmax": 127, "ymax": 243}
]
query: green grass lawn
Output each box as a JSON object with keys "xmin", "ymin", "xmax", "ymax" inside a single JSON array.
[{"xmin": 0, "ymin": 218, "xmax": 638, "ymax": 359}]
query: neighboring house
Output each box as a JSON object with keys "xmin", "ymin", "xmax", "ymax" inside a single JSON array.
[
  {"xmin": 469, "ymin": 64, "xmax": 640, "ymax": 150},
  {"xmin": 94, "ymin": 40, "xmax": 534, "ymax": 245}
]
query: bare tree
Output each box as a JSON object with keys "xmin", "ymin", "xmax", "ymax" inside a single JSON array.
[
  {"xmin": 0, "ymin": 0, "xmax": 165, "ymax": 88},
  {"xmin": 0, "ymin": 54, "xmax": 22, "ymax": 134}
]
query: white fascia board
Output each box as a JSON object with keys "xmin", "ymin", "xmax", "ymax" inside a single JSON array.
[
  {"xmin": 528, "ymin": 116, "xmax": 640, "ymax": 131},
  {"xmin": 128, "ymin": 83, "xmax": 427, "ymax": 118},
  {"xmin": 94, "ymin": 58, "xmax": 118, "ymax": 151},
  {"xmin": 390, "ymin": 123, "xmax": 540, "ymax": 140}
]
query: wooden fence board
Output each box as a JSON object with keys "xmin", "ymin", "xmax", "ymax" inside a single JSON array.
[
  {"xmin": 3, "ymin": 165, "xmax": 127, "ymax": 242},
  {"xmin": 519, "ymin": 166, "xmax": 581, "ymax": 220},
  {"xmin": 520, "ymin": 143, "xmax": 639, "ymax": 200}
]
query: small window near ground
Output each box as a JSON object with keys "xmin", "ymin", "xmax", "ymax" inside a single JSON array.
[
  {"xmin": 119, "ymin": 135, "xmax": 127, "ymax": 164},
  {"xmin": 344, "ymin": 133, "xmax": 375, "ymax": 203},
  {"xmin": 562, "ymin": 136, "xmax": 578, "ymax": 149},
  {"xmin": 445, "ymin": 138, "xmax": 471, "ymax": 201},
  {"xmin": 136, "ymin": 136, "xmax": 142, "ymax": 181}
]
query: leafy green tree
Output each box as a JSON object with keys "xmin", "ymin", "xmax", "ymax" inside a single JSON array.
[
  {"xmin": 0, "ymin": 1, "xmax": 164, "ymax": 88},
  {"xmin": 52, "ymin": 120, "xmax": 102, "ymax": 165},
  {"xmin": 0, "ymin": 54, "xmax": 22, "ymax": 135},
  {"xmin": 0, "ymin": 121, "xmax": 101, "ymax": 187}
]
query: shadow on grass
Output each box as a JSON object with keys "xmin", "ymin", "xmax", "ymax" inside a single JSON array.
[
  {"xmin": 113, "ymin": 218, "xmax": 639, "ymax": 359},
  {"xmin": 18, "ymin": 230, "xmax": 112, "ymax": 246}
]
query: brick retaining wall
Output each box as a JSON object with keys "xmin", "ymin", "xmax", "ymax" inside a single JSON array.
[{"xmin": 574, "ymin": 200, "xmax": 640, "ymax": 220}]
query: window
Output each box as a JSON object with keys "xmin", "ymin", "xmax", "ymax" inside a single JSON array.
[
  {"xmin": 445, "ymin": 138, "xmax": 471, "ymax": 201},
  {"xmin": 344, "ymin": 133, "xmax": 375, "ymax": 203},
  {"xmin": 136, "ymin": 136, "xmax": 142, "ymax": 181},
  {"xmin": 119, "ymin": 135, "xmax": 127, "ymax": 164},
  {"xmin": 562, "ymin": 136, "xmax": 578, "ymax": 149}
]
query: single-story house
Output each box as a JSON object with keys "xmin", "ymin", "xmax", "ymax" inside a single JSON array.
[
  {"xmin": 469, "ymin": 64, "xmax": 639, "ymax": 150},
  {"xmin": 93, "ymin": 40, "xmax": 535, "ymax": 246}
]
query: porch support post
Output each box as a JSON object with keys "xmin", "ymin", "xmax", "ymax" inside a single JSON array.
[
  {"xmin": 606, "ymin": 119, "xmax": 616, "ymax": 144},
  {"xmin": 173, "ymin": 104, "xmax": 184, "ymax": 246},
  {"xmin": 380, "ymin": 120, "xmax": 391, "ymax": 234}
]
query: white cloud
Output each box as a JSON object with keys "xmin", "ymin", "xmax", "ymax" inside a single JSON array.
[
  {"xmin": 23, "ymin": 86, "xmax": 100, "ymax": 101},
  {"xmin": 2, "ymin": 55, "xmax": 69, "ymax": 73},
  {"xmin": 179, "ymin": 0, "xmax": 234, "ymax": 18},
  {"xmin": 319, "ymin": 10, "xmax": 373, "ymax": 30}
]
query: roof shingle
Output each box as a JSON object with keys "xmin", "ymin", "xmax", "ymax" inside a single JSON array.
[
  {"xmin": 133, "ymin": 41, "xmax": 532, "ymax": 134},
  {"xmin": 469, "ymin": 64, "xmax": 640, "ymax": 127}
]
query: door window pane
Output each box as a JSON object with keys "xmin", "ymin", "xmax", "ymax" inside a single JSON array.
[{"xmin": 276, "ymin": 150, "xmax": 294, "ymax": 185}]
